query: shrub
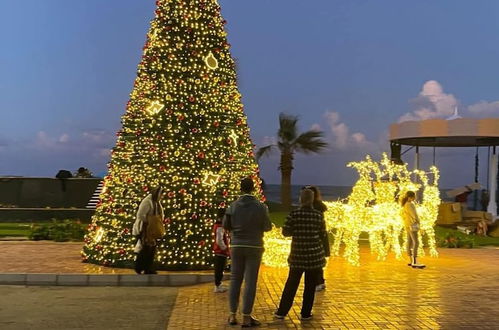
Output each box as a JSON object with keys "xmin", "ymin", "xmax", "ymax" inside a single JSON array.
[
  {"xmin": 28, "ymin": 219, "xmax": 85, "ymax": 242},
  {"xmin": 437, "ymin": 233, "xmax": 475, "ymax": 248}
]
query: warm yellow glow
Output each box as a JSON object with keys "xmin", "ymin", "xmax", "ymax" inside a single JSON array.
[
  {"xmin": 94, "ymin": 227, "xmax": 105, "ymax": 243},
  {"xmin": 204, "ymin": 52, "xmax": 218, "ymax": 70},
  {"xmin": 263, "ymin": 153, "xmax": 441, "ymax": 267},
  {"xmin": 202, "ymin": 172, "xmax": 221, "ymax": 186},
  {"xmin": 146, "ymin": 100, "xmax": 164, "ymax": 115}
]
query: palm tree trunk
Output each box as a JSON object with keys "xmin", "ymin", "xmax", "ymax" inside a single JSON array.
[{"xmin": 280, "ymin": 151, "xmax": 294, "ymax": 210}]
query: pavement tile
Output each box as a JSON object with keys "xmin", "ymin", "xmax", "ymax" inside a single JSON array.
[{"xmin": 166, "ymin": 247, "xmax": 499, "ymax": 329}]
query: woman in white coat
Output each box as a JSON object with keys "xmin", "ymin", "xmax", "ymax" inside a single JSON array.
[
  {"xmin": 132, "ymin": 186, "xmax": 164, "ymax": 274},
  {"xmin": 401, "ymin": 191, "xmax": 425, "ymax": 269}
]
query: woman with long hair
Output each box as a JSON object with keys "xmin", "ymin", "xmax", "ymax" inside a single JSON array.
[
  {"xmin": 274, "ymin": 188, "xmax": 326, "ymax": 321},
  {"xmin": 401, "ymin": 191, "xmax": 425, "ymax": 269},
  {"xmin": 304, "ymin": 185, "xmax": 329, "ymax": 292},
  {"xmin": 132, "ymin": 186, "xmax": 164, "ymax": 274}
]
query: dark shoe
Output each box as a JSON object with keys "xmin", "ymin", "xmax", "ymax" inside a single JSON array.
[
  {"xmin": 241, "ymin": 316, "xmax": 261, "ymax": 327},
  {"xmin": 145, "ymin": 270, "xmax": 158, "ymax": 274},
  {"xmin": 135, "ymin": 269, "xmax": 143, "ymax": 275},
  {"xmin": 300, "ymin": 314, "xmax": 313, "ymax": 321},
  {"xmin": 227, "ymin": 316, "xmax": 238, "ymax": 326}
]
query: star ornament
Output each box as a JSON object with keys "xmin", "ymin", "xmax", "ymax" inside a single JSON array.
[
  {"xmin": 202, "ymin": 172, "xmax": 221, "ymax": 186},
  {"xmin": 146, "ymin": 101, "xmax": 165, "ymax": 115}
]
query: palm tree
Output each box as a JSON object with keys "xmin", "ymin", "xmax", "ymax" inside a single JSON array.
[{"xmin": 256, "ymin": 113, "xmax": 328, "ymax": 210}]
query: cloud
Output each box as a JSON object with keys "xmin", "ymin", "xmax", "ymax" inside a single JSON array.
[
  {"xmin": 321, "ymin": 111, "xmax": 374, "ymax": 151},
  {"xmin": 467, "ymin": 100, "xmax": 499, "ymax": 118},
  {"xmin": 399, "ymin": 80, "xmax": 458, "ymax": 122},
  {"xmin": 261, "ymin": 135, "xmax": 277, "ymax": 147}
]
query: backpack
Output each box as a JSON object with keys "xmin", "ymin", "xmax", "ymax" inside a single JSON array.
[{"xmin": 144, "ymin": 201, "xmax": 166, "ymax": 245}]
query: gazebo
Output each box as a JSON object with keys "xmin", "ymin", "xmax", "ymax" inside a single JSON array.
[{"xmin": 389, "ymin": 116, "xmax": 499, "ymax": 220}]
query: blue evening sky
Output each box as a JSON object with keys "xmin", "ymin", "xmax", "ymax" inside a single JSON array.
[{"xmin": 1, "ymin": 0, "xmax": 499, "ymax": 187}]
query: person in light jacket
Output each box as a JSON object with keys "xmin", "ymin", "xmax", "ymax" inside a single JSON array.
[
  {"xmin": 400, "ymin": 191, "xmax": 425, "ymax": 268},
  {"xmin": 224, "ymin": 177, "xmax": 272, "ymax": 327},
  {"xmin": 132, "ymin": 186, "xmax": 164, "ymax": 274}
]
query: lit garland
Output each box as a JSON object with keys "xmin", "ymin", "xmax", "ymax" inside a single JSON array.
[
  {"xmin": 263, "ymin": 153, "xmax": 440, "ymax": 267},
  {"xmin": 82, "ymin": 0, "xmax": 263, "ymax": 270}
]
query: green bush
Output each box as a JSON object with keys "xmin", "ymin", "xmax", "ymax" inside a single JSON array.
[
  {"xmin": 436, "ymin": 233, "xmax": 475, "ymax": 248},
  {"xmin": 28, "ymin": 220, "xmax": 85, "ymax": 242}
]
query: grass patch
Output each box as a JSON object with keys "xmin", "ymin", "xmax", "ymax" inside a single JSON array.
[
  {"xmin": 0, "ymin": 223, "xmax": 31, "ymax": 237},
  {"xmin": 435, "ymin": 226, "xmax": 499, "ymax": 247}
]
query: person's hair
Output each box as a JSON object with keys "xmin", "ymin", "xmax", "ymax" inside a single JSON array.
[
  {"xmin": 401, "ymin": 191, "xmax": 416, "ymax": 206},
  {"xmin": 216, "ymin": 208, "xmax": 226, "ymax": 219},
  {"xmin": 240, "ymin": 177, "xmax": 254, "ymax": 193},
  {"xmin": 150, "ymin": 186, "xmax": 163, "ymax": 203},
  {"xmin": 305, "ymin": 185, "xmax": 322, "ymax": 203},
  {"xmin": 300, "ymin": 188, "xmax": 314, "ymax": 207}
]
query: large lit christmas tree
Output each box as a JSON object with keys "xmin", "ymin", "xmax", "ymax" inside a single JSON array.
[{"xmin": 82, "ymin": 0, "xmax": 263, "ymax": 270}]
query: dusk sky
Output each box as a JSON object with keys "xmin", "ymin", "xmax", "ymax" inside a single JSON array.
[{"xmin": 1, "ymin": 0, "xmax": 499, "ymax": 188}]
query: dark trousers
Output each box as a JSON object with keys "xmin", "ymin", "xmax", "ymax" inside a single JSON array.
[
  {"xmin": 135, "ymin": 244, "xmax": 156, "ymax": 274},
  {"xmin": 277, "ymin": 268, "xmax": 320, "ymax": 317},
  {"xmin": 214, "ymin": 255, "xmax": 227, "ymax": 286},
  {"xmin": 317, "ymin": 268, "xmax": 325, "ymax": 285}
]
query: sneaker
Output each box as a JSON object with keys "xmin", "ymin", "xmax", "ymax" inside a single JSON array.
[
  {"xmin": 273, "ymin": 313, "xmax": 285, "ymax": 319},
  {"xmin": 300, "ymin": 314, "xmax": 313, "ymax": 321},
  {"xmin": 214, "ymin": 285, "xmax": 228, "ymax": 293},
  {"xmin": 412, "ymin": 263, "xmax": 426, "ymax": 269},
  {"xmin": 315, "ymin": 284, "xmax": 326, "ymax": 292}
]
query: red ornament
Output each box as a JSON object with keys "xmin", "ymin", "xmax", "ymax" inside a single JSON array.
[
  {"xmin": 159, "ymin": 165, "xmax": 166, "ymax": 172},
  {"xmin": 219, "ymin": 202, "xmax": 226, "ymax": 208},
  {"xmin": 200, "ymin": 200, "xmax": 208, "ymax": 207},
  {"xmin": 118, "ymin": 249, "xmax": 126, "ymax": 255},
  {"xmin": 188, "ymin": 96, "xmax": 195, "ymax": 102},
  {"xmin": 197, "ymin": 152, "xmax": 205, "ymax": 159},
  {"xmin": 198, "ymin": 240, "xmax": 206, "ymax": 247},
  {"xmin": 163, "ymin": 218, "xmax": 171, "ymax": 224},
  {"xmin": 167, "ymin": 191, "xmax": 175, "ymax": 198},
  {"xmin": 191, "ymin": 213, "xmax": 198, "ymax": 220},
  {"xmin": 178, "ymin": 115, "xmax": 185, "ymax": 121},
  {"xmin": 143, "ymin": 186, "xmax": 149, "ymax": 192},
  {"xmin": 179, "ymin": 189, "xmax": 187, "ymax": 195},
  {"xmin": 213, "ymin": 121, "xmax": 220, "ymax": 127},
  {"xmin": 222, "ymin": 190, "xmax": 228, "ymax": 197},
  {"xmin": 193, "ymin": 178, "xmax": 201, "ymax": 184}
]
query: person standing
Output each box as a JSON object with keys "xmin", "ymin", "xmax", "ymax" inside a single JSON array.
[
  {"xmin": 274, "ymin": 188, "xmax": 326, "ymax": 321},
  {"xmin": 213, "ymin": 208, "xmax": 230, "ymax": 293},
  {"xmin": 305, "ymin": 185, "xmax": 330, "ymax": 292},
  {"xmin": 132, "ymin": 186, "xmax": 164, "ymax": 274},
  {"xmin": 224, "ymin": 177, "xmax": 272, "ymax": 327},
  {"xmin": 401, "ymin": 191, "xmax": 425, "ymax": 269}
]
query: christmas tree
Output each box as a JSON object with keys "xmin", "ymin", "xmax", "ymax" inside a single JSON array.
[{"xmin": 82, "ymin": 0, "xmax": 263, "ymax": 270}]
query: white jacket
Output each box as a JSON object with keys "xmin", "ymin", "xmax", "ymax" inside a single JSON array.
[{"xmin": 132, "ymin": 194, "xmax": 164, "ymax": 252}]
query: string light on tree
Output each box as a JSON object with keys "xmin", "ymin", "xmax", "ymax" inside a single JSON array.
[{"xmin": 82, "ymin": 0, "xmax": 264, "ymax": 270}]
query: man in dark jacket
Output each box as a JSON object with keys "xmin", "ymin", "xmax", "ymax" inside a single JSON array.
[{"xmin": 224, "ymin": 177, "xmax": 272, "ymax": 327}]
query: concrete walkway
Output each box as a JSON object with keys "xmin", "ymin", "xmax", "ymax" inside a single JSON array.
[{"xmin": 0, "ymin": 286, "xmax": 177, "ymax": 330}]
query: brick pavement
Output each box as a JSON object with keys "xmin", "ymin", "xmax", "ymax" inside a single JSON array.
[
  {"xmin": 2, "ymin": 242, "xmax": 499, "ymax": 329},
  {"xmin": 167, "ymin": 247, "xmax": 499, "ymax": 329}
]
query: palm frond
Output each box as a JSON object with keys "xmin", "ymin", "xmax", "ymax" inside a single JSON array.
[
  {"xmin": 278, "ymin": 113, "xmax": 298, "ymax": 144},
  {"xmin": 294, "ymin": 130, "xmax": 329, "ymax": 154},
  {"xmin": 255, "ymin": 145, "xmax": 275, "ymax": 161}
]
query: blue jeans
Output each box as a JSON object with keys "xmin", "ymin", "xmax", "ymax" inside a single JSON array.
[{"xmin": 229, "ymin": 247, "xmax": 263, "ymax": 315}]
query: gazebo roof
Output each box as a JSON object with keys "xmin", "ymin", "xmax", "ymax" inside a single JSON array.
[{"xmin": 389, "ymin": 118, "xmax": 499, "ymax": 147}]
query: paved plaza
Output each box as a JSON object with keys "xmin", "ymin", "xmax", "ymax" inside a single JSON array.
[
  {"xmin": 1, "ymin": 242, "xmax": 499, "ymax": 329},
  {"xmin": 168, "ymin": 247, "xmax": 499, "ymax": 329}
]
